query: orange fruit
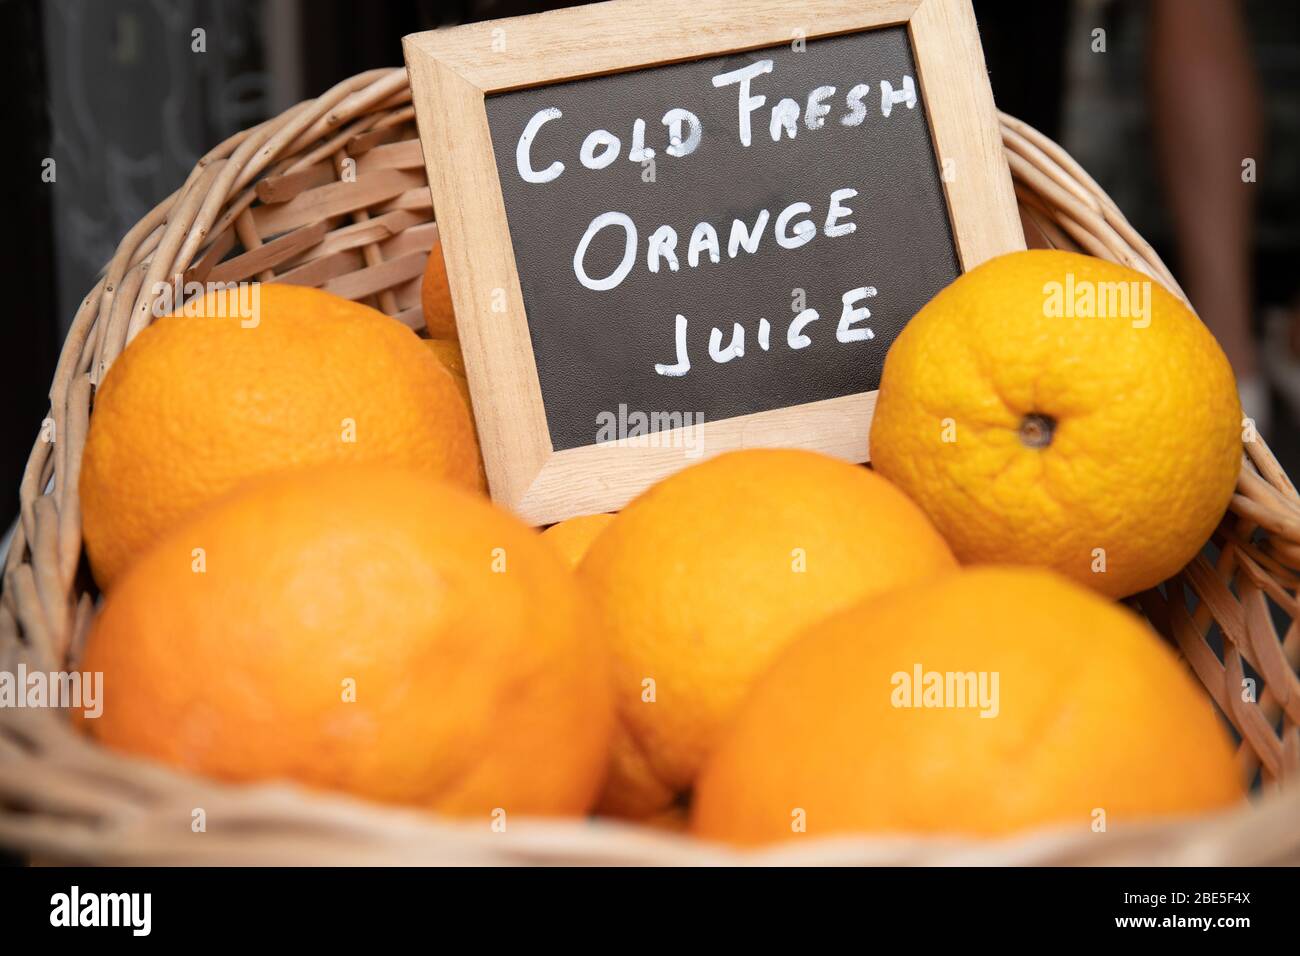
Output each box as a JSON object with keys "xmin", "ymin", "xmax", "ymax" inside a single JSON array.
[
  {"xmin": 692, "ymin": 566, "xmax": 1243, "ymax": 845},
  {"xmin": 578, "ymin": 449, "xmax": 955, "ymax": 818},
  {"xmin": 420, "ymin": 337, "xmax": 488, "ymax": 489},
  {"xmin": 422, "ymin": 337, "xmax": 474, "ymax": 413},
  {"xmin": 869, "ymin": 250, "xmax": 1241, "ymax": 598},
  {"xmin": 423, "ymin": 337, "xmax": 466, "ymax": 379},
  {"xmin": 643, "ymin": 805, "xmax": 690, "ymax": 834},
  {"xmin": 80, "ymin": 283, "xmax": 481, "ymax": 589},
  {"xmin": 421, "ymin": 236, "xmax": 458, "ymax": 339},
  {"xmin": 541, "ymin": 513, "xmax": 615, "ymax": 568},
  {"xmin": 78, "ymin": 465, "xmax": 613, "ymax": 818}
]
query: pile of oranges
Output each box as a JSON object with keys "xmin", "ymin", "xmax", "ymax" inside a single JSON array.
[{"xmin": 75, "ymin": 244, "xmax": 1246, "ymax": 846}]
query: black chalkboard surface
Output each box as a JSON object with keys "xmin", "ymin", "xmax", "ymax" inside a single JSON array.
[
  {"xmin": 405, "ymin": 0, "xmax": 1022, "ymax": 522},
  {"xmin": 485, "ymin": 27, "xmax": 960, "ymax": 452}
]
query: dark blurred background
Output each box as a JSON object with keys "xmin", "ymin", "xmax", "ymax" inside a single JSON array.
[{"xmin": 3, "ymin": 0, "xmax": 1300, "ymax": 545}]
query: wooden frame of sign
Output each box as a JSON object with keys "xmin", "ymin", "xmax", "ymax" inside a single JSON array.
[{"xmin": 404, "ymin": 0, "xmax": 1023, "ymax": 525}]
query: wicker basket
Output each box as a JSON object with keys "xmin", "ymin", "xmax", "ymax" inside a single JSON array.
[{"xmin": 2, "ymin": 67, "xmax": 1298, "ymax": 866}]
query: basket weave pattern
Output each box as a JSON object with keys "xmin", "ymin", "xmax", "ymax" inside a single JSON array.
[{"xmin": 1, "ymin": 69, "xmax": 1298, "ymax": 865}]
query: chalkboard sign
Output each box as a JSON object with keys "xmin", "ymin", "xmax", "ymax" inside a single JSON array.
[{"xmin": 405, "ymin": 0, "xmax": 1023, "ymax": 524}]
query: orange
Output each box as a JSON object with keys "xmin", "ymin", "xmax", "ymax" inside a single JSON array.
[
  {"xmin": 420, "ymin": 337, "xmax": 488, "ymax": 489},
  {"xmin": 422, "ymin": 338, "xmax": 474, "ymax": 413},
  {"xmin": 421, "ymin": 236, "xmax": 458, "ymax": 339},
  {"xmin": 541, "ymin": 513, "xmax": 615, "ymax": 568},
  {"xmin": 643, "ymin": 805, "xmax": 690, "ymax": 834},
  {"xmin": 78, "ymin": 465, "xmax": 613, "ymax": 818},
  {"xmin": 692, "ymin": 566, "xmax": 1243, "ymax": 845},
  {"xmin": 423, "ymin": 337, "xmax": 466, "ymax": 379},
  {"xmin": 870, "ymin": 250, "xmax": 1241, "ymax": 598},
  {"xmin": 80, "ymin": 283, "xmax": 481, "ymax": 589},
  {"xmin": 578, "ymin": 449, "xmax": 955, "ymax": 818}
]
